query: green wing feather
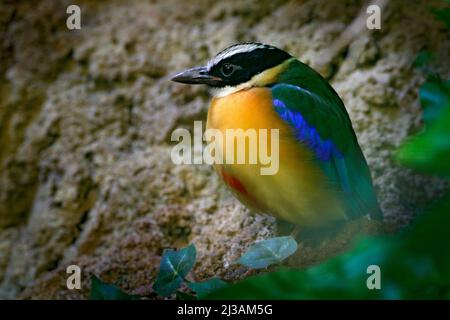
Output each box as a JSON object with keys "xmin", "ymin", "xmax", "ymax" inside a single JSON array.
[{"xmin": 272, "ymin": 59, "xmax": 382, "ymax": 220}]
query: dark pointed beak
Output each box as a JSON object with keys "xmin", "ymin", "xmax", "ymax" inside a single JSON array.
[{"xmin": 171, "ymin": 66, "xmax": 223, "ymax": 86}]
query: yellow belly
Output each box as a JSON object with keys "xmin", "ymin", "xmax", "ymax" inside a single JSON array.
[{"xmin": 206, "ymin": 87, "xmax": 346, "ymax": 226}]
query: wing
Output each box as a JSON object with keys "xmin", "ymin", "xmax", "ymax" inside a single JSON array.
[{"xmin": 271, "ymin": 83, "xmax": 382, "ymax": 220}]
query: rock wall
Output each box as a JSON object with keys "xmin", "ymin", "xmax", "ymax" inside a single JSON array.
[{"xmin": 0, "ymin": 0, "xmax": 449, "ymax": 299}]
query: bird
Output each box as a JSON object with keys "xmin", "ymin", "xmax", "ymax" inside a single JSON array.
[{"xmin": 171, "ymin": 42, "xmax": 382, "ymax": 231}]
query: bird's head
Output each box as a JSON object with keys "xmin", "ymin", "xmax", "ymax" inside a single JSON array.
[{"xmin": 171, "ymin": 43, "xmax": 292, "ymax": 97}]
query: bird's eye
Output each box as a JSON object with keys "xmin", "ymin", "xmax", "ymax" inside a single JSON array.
[{"xmin": 221, "ymin": 63, "xmax": 236, "ymax": 77}]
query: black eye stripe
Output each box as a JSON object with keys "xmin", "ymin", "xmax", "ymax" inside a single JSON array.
[{"xmin": 208, "ymin": 46, "xmax": 291, "ymax": 88}]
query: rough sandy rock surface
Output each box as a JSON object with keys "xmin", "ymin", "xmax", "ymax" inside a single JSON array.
[{"xmin": 0, "ymin": 0, "xmax": 449, "ymax": 299}]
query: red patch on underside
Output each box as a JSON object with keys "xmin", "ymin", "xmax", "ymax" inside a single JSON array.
[
  {"xmin": 220, "ymin": 168, "xmax": 265, "ymax": 212},
  {"xmin": 221, "ymin": 169, "xmax": 248, "ymax": 196}
]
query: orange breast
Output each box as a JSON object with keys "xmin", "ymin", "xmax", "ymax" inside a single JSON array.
[
  {"xmin": 208, "ymin": 88, "xmax": 289, "ymax": 132},
  {"xmin": 206, "ymin": 87, "xmax": 346, "ymax": 226}
]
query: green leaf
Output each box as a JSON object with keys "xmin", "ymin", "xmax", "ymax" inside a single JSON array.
[
  {"xmin": 90, "ymin": 276, "xmax": 139, "ymax": 300},
  {"xmin": 152, "ymin": 243, "xmax": 196, "ymax": 297},
  {"xmin": 188, "ymin": 278, "xmax": 229, "ymax": 298},
  {"xmin": 207, "ymin": 194, "xmax": 450, "ymax": 299},
  {"xmin": 236, "ymin": 236, "xmax": 298, "ymax": 269}
]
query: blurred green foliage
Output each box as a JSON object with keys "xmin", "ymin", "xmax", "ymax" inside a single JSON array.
[
  {"xmin": 413, "ymin": 51, "xmax": 436, "ymax": 70},
  {"xmin": 396, "ymin": 77, "xmax": 450, "ymax": 177},
  {"xmin": 207, "ymin": 196, "xmax": 450, "ymax": 299},
  {"xmin": 430, "ymin": 1, "xmax": 450, "ymax": 28},
  {"xmin": 187, "ymin": 278, "xmax": 229, "ymax": 298},
  {"xmin": 90, "ymin": 276, "xmax": 139, "ymax": 300}
]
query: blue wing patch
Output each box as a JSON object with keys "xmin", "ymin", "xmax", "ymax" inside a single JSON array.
[
  {"xmin": 271, "ymin": 83, "xmax": 382, "ymax": 220},
  {"xmin": 274, "ymin": 96, "xmax": 352, "ymax": 195},
  {"xmin": 273, "ymin": 98, "xmax": 343, "ymax": 162}
]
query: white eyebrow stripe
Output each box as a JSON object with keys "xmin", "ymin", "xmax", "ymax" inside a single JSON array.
[{"xmin": 206, "ymin": 43, "xmax": 274, "ymax": 70}]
